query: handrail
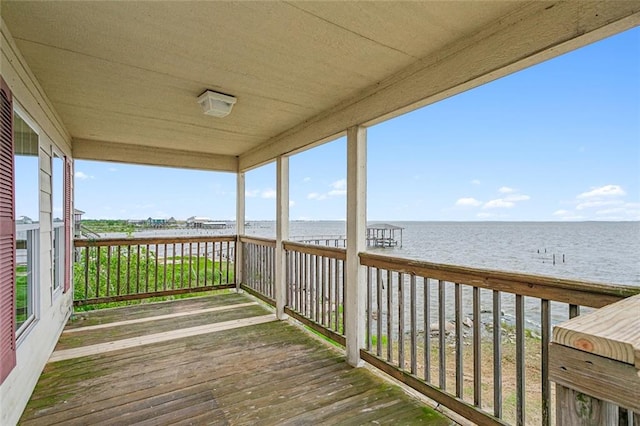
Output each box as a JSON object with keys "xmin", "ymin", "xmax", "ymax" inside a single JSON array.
[
  {"xmin": 359, "ymin": 252, "xmax": 639, "ymax": 308},
  {"xmin": 75, "ymin": 235, "xmax": 236, "ymax": 247},
  {"xmin": 238, "ymin": 235, "xmax": 277, "ymax": 247},
  {"xmin": 283, "ymin": 241, "xmax": 346, "ymax": 260}
]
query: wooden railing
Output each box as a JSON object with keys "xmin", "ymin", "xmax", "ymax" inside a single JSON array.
[
  {"xmin": 75, "ymin": 234, "xmax": 638, "ymax": 425},
  {"xmin": 239, "ymin": 236, "xmax": 276, "ymax": 305},
  {"xmin": 550, "ymin": 293, "xmax": 640, "ymax": 425},
  {"xmin": 73, "ymin": 236, "xmax": 236, "ymax": 305},
  {"xmin": 284, "ymin": 241, "xmax": 346, "ymax": 345},
  {"xmin": 359, "ymin": 252, "xmax": 640, "ymax": 426}
]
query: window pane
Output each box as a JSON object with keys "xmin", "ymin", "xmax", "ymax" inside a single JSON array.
[{"xmin": 14, "ymin": 112, "xmax": 39, "ymax": 331}]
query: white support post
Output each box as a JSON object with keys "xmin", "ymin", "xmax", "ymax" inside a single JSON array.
[
  {"xmin": 235, "ymin": 172, "xmax": 245, "ymax": 292},
  {"xmin": 275, "ymin": 156, "xmax": 289, "ymax": 320},
  {"xmin": 345, "ymin": 125, "xmax": 367, "ymax": 367}
]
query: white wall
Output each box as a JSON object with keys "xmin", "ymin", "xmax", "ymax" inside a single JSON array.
[{"xmin": 1, "ymin": 18, "xmax": 74, "ymax": 426}]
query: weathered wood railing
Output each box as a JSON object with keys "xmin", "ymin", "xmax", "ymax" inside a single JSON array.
[
  {"xmin": 283, "ymin": 241, "xmax": 346, "ymax": 345},
  {"xmin": 239, "ymin": 236, "xmax": 276, "ymax": 304},
  {"xmin": 73, "ymin": 236, "xmax": 236, "ymax": 305},
  {"xmin": 358, "ymin": 252, "xmax": 640, "ymax": 426},
  {"xmin": 550, "ymin": 293, "xmax": 640, "ymax": 425}
]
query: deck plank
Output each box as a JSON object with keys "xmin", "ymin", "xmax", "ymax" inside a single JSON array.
[{"xmin": 20, "ymin": 293, "xmax": 452, "ymax": 425}]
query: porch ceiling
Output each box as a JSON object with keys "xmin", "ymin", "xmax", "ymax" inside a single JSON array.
[{"xmin": 2, "ymin": 1, "xmax": 639, "ymax": 172}]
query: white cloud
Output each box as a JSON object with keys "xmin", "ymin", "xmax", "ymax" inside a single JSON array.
[
  {"xmin": 245, "ymin": 189, "xmax": 260, "ymax": 198},
  {"xmin": 261, "ymin": 189, "xmax": 276, "ymax": 199},
  {"xmin": 307, "ymin": 192, "xmax": 326, "ymax": 201},
  {"xmin": 331, "ymin": 179, "xmax": 346, "ymax": 190},
  {"xmin": 577, "ymin": 184, "xmax": 626, "ymax": 199},
  {"xmin": 471, "ymin": 179, "xmax": 481, "ymax": 185},
  {"xmin": 75, "ymin": 171, "xmax": 93, "ymax": 180},
  {"xmin": 108, "ymin": 167, "xmax": 118, "ymax": 172},
  {"xmin": 552, "ymin": 209, "xmax": 586, "ymax": 220},
  {"xmin": 483, "ymin": 199, "xmax": 515, "ymax": 209},
  {"xmin": 504, "ymin": 194, "xmax": 530, "ymax": 202},
  {"xmin": 478, "ymin": 188, "xmax": 529, "ymax": 209},
  {"xmin": 307, "ymin": 179, "xmax": 347, "ymax": 200},
  {"xmin": 289, "ymin": 200, "xmax": 295, "ymax": 207},
  {"xmin": 303, "ymin": 177, "xmax": 311, "ymax": 183},
  {"xmin": 576, "ymin": 200, "xmax": 622, "ymax": 210},
  {"xmin": 328, "ymin": 188, "xmax": 346, "ymax": 196},
  {"xmin": 455, "ymin": 197, "xmax": 482, "ymax": 207}
]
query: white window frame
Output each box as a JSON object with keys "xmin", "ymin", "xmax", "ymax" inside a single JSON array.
[{"xmin": 13, "ymin": 103, "xmax": 41, "ymax": 339}]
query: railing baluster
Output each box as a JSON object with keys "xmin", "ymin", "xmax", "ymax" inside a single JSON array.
[
  {"xmin": 203, "ymin": 242, "xmax": 208, "ymax": 287},
  {"xmin": 144, "ymin": 244, "xmax": 149, "ymax": 293},
  {"xmin": 387, "ymin": 269, "xmax": 393, "ymax": 363},
  {"xmin": 493, "ymin": 290, "xmax": 502, "ymax": 418},
  {"xmin": 569, "ymin": 304, "xmax": 580, "ymax": 318},
  {"xmin": 424, "ymin": 277, "xmax": 431, "ymax": 382},
  {"xmin": 340, "ymin": 260, "xmax": 347, "ymax": 334},
  {"xmin": 136, "ymin": 244, "xmax": 141, "ymax": 293},
  {"xmin": 226, "ymin": 241, "xmax": 230, "ymax": 284},
  {"xmin": 188, "ymin": 242, "xmax": 193, "ymax": 288},
  {"xmin": 180, "ymin": 243, "xmax": 185, "ymax": 288},
  {"xmin": 366, "ymin": 266, "xmax": 372, "ymax": 352},
  {"xmin": 410, "ymin": 274, "xmax": 417, "ymax": 375},
  {"xmin": 315, "ymin": 254, "xmax": 320, "ymax": 323},
  {"xmin": 398, "ymin": 272, "xmax": 405, "ymax": 370},
  {"xmin": 541, "ymin": 298, "xmax": 551, "ymax": 426},
  {"xmin": 286, "ymin": 250, "xmax": 291, "ymax": 306},
  {"xmin": 327, "ymin": 257, "xmax": 335, "ymax": 330},
  {"xmin": 154, "ymin": 243, "xmax": 159, "ymax": 292},
  {"xmin": 196, "ymin": 242, "xmax": 200, "ymax": 288},
  {"xmin": 455, "ymin": 282, "xmax": 463, "ymax": 398},
  {"xmin": 95, "ymin": 246, "xmax": 101, "ymax": 298},
  {"xmin": 84, "ymin": 247, "xmax": 91, "ymax": 300},
  {"xmin": 439, "ymin": 280, "xmax": 446, "ymax": 390},
  {"xmin": 322, "ymin": 256, "xmax": 327, "ymax": 327},
  {"xmin": 163, "ymin": 243, "xmax": 167, "ymax": 290},
  {"xmin": 295, "ymin": 250, "xmax": 300, "ymax": 312},
  {"xmin": 376, "ymin": 267, "xmax": 383, "ymax": 357},
  {"xmin": 116, "ymin": 246, "xmax": 121, "ymax": 296},
  {"xmin": 126, "ymin": 244, "xmax": 131, "ymax": 294},
  {"xmin": 106, "ymin": 246, "xmax": 111, "ymax": 297},
  {"xmin": 473, "ymin": 286, "xmax": 481, "ymax": 407},
  {"xmin": 516, "ymin": 294, "xmax": 525, "ymax": 426}
]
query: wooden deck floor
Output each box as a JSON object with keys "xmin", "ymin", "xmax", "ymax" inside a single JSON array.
[{"xmin": 20, "ymin": 292, "xmax": 452, "ymax": 425}]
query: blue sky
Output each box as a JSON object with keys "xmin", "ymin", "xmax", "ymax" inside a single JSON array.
[{"xmin": 16, "ymin": 27, "xmax": 640, "ymax": 221}]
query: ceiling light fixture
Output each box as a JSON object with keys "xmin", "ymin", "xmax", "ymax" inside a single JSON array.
[{"xmin": 197, "ymin": 90, "xmax": 237, "ymax": 118}]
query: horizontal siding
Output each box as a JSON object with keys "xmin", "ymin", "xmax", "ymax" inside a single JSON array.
[
  {"xmin": 38, "ymin": 170, "xmax": 50, "ymax": 195},
  {"xmin": 39, "ymin": 192, "xmax": 51, "ymax": 214}
]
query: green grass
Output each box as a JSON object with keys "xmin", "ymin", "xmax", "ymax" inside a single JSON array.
[{"xmin": 16, "ymin": 265, "xmax": 28, "ymax": 326}]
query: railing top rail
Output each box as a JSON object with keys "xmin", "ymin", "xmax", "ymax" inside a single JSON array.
[
  {"xmin": 74, "ymin": 235, "xmax": 237, "ymax": 247},
  {"xmin": 284, "ymin": 240, "xmax": 346, "ymax": 260},
  {"xmin": 239, "ymin": 235, "xmax": 277, "ymax": 247},
  {"xmin": 359, "ymin": 252, "xmax": 639, "ymax": 308}
]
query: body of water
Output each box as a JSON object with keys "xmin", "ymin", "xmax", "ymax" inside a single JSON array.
[
  {"xmin": 247, "ymin": 220, "xmax": 640, "ymax": 287},
  {"xmin": 101, "ymin": 221, "xmax": 639, "ymax": 329}
]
